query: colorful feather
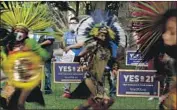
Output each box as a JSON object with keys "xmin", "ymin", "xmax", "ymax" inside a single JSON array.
[
  {"xmin": 0, "ymin": 2, "xmax": 53, "ymax": 33},
  {"xmin": 130, "ymin": 1, "xmax": 177, "ymax": 61},
  {"xmin": 76, "ymin": 9, "xmax": 126, "ymax": 47}
]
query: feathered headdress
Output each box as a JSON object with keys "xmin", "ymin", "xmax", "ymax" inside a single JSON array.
[
  {"xmin": 0, "ymin": 2, "xmax": 53, "ymax": 33},
  {"xmin": 130, "ymin": 1, "xmax": 177, "ymax": 61},
  {"xmin": 76, "ymin": 9, "xmax": 125, "ymax": 46}
]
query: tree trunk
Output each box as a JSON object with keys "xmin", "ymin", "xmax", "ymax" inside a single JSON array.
[
  {"xmin": 85, "ymin": 2, "xmax": 91, "ymax": 15},
  {"xmin": 76, "ymin": 1, "xmax": 79, "ymax": 17},
  {"xmin": 90, "ymin": 1, "xmax": 106, "ymax": 11}
]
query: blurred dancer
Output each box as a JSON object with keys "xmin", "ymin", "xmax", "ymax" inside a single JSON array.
[
  {"xmin": 131, "ymin": 1, "xmax": 177, "ymax": 109},
  {"xmin": 0, "ymin": 2, "xmax": 53, "ymax": 110}
]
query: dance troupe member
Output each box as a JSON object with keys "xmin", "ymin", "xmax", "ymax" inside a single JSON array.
[
  {"xmin": 0, "ymin": 2, "xmax": 53, "ymax": 110},
  {"xmin": 74, "ymin": 10, "xmax": 123, "ymax": 110},
  {"xmin": 131, "ymin": 1, "xmax": 177, "ymax": 109}
]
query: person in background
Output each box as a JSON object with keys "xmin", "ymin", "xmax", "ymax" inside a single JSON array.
[
  {"xmin": 106, "ymin": 41, "xmax": 119, "ymax": 97},
  {"xmin": 62, "ymin": 17, "xmax": 83, "ymax": 98},
  {"xmin": 109, "ymin": 62, "xmax": 119, "ymax": 97},
  {"xmin": 38, "ymin": 34, "xmax": 55, "ymax": 94}
]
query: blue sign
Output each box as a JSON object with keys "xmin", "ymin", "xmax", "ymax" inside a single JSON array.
[
  {"xmin": 126, "ymin": 50, "xmax": 148, "ymax": 66},
  {"xmin": 117, "ymin": 69, "xmax": 160, "ymax": 97},
  {"xmin": 53, "ymin": 62, "xmax": 85, "ymax": 83}
]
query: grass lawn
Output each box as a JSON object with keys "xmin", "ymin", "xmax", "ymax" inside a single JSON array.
[
  {"xmin": 26, "ymin": 61, "xmax": 159, "ymax": 109},
  {"xmin": 26, "ymin": 83, "xmax": 159, "ymax": 110}
]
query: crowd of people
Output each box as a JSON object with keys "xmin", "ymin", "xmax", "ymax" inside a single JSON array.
[{"xmin": 0, "ymin": 1, "xmax": 176, "ymax": 110}]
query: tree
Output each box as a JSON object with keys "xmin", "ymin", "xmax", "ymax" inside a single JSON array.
[
  {"xmin": 76, "ymin": 1, "xmax": 79, "ymax": 17},
  {"xmin": 45, "ymin": 2, "xmax": 76, "ymax": 31},
  {"xmin": 43, "ymin": 1, "xmax": 76, "ymax": 14},
  {"xmin": 90, "ymin": 1, "xmax": 106, "ymax": 11},
  {"xmin": 105, "ymin": 2, "xmax": 122, "ymax": 16}
]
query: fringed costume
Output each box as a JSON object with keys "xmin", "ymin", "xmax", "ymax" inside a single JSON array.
[
  {"xmin": 130, "ymin": 1, "xmax": 177, "ymax": 110},
  {"xmin": 74, "ymin": 10, "xmax": 123, "ymax": 110},
  {"xmin": 70, "ymin": 10, "xmax": 125, "ymax": 100}
]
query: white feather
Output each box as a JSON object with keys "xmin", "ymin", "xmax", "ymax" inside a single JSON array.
[
  {"xmin": 75, "ymin": 15, "xmax": 126, "ymax": 48},
  {"xmin": 113, "ymin": 21, "xmax": 126, "ymax": 47},
  {"xmin": 76, "ymin": 16, "xmax": 93, "ymax": 42}
]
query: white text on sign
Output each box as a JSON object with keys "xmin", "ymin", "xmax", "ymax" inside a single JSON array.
[
  {"xmin": 123, "ymin": 75, "xmax": 154, "ymax": 83},
  {"xmin": 58, "ymin": 66, "xmax": 83, "ymax": 72}
]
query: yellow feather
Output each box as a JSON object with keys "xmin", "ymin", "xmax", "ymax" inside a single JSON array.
[
  {"xmin": 108, "ymin": 28, "xmax": 115, "ymax": 40},
  {"xmin": 90, "ymin": 27, "xmax": 99, "ymax": 37},
  {"xmin": 0, "ymin": 2, "xmax": 53, "ymax": 33}
]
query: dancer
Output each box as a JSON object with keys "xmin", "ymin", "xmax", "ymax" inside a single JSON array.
[
  {"xmin": 70, "ymin": 11, "xmax": 125, "ymax": 100},
  {"xmin": 131, "ymin": 1, "xmax": 177, "ymax": 109},
  {"xmin": 74, "ymin": 10, "xmax": 123, "ymax": 110},
  {"xmin": 0, "ymin": 2, "xmax": 53, "ymax": 110}
]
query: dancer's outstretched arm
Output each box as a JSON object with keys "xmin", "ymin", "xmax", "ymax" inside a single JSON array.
[{"xmin": 78, "ymin": 41, "xmax": 97, "ymax": 57}]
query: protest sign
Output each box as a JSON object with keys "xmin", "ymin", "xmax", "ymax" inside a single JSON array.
[
  {"xmin": 126, "ymin": 50, "xmax": 148, "ymax": 66},
  {"xmin": 53, "ymin": 62, "xmax": 84, "ymax": 83},
  {"xmin": 117, "ymin": 69, "xmax": 160, "ymax": 97}
]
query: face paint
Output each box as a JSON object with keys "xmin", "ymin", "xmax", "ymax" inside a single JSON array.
[{"xmin": 98, "ymin": 32, "xmax": 106, "ymax": 41}]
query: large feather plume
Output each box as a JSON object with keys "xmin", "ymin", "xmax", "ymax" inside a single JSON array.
[
  {"xmin": 76, "ymin": 9, "xmax": 126, "ymax": 47},
  {"xmin": 0, "ymin": 2, "xmax": 53, "ymax": 33},
  {"xmin": 130, "ymin": 1, "xmax": 177, "ymax": 61}
]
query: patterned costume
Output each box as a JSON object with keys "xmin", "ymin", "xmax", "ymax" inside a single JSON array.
[
  {"xmin": 0, "ymin": 2, "xmax": 53, "ymax": 110},
  {"xmin": 74, "ymin": 10, "xmax": 124, "ymax": 110},
  {"xmin": 130, "ymin": 1, "xmax": 177, "ymax": 110}
]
